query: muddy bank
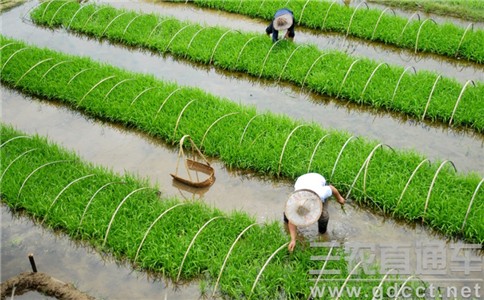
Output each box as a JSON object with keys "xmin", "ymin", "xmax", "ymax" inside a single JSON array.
[
  {"xmin": 0, "ymin": 271, "xmax": 95, "ymax": 300},
  {"xmin": 1, "ymin": 205, "xmax": 201, "ymax": 299}
]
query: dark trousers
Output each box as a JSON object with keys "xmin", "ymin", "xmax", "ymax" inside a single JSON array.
[{"xmin": 284, "ymin": 204, "xmax": 329, "ymax": 234}]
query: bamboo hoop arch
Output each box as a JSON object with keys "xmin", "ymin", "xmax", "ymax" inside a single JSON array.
[
  {"xmin": 394, "ymin": 159, "xmax": 431, "ymax": 214},
  {"xmin": 67, "ymin": 68, "xmax": 96, "ymax": 85},
  {"xmin": 102, "ymin": 187, "xmax": 152, "ymax": 247},
  {"xmin": 322, "ymin": 0, "xmax": 341, "ymax": 30},
  {"xmin": 41, "ymin": 0, "xmax": 60, "ymax": 19},
  {"xmin": 359, "ymin": 63, "xmax": 389, "ymax": 101},
  {"xmin": 77, "ymin": 75, "xmax": 117, "ymax": 107},
  {"xmin": 415, "ymin": 19, "xmax": 437, "ymax": 53},
  {"xmin": 258, "ymin": 40, "xmax": 283, "ymax": 79},
  {"xmin": 78, "ymin": 181, "xmax": 125, "ymax": 230},
  {"xmin": 422, "ymin": 160, "xmax": 457, "ymax": 224},
  {"xmin": 307, "ymin": 134, "xmax": 331, "ymax": 173},
  {"xmin": 345, "ymin": 2, "xmax": 369, "ymax": 38},
  {"xmin": 147, "ymin": 19, "xmax": 172, "ymax": 40},
  {"xmin": 0, "ymin": 135, "xmax": 31, "ymax": 148},
  {"xmin": 371, "ymin": 269, "xmax": 396, "ymax": 300},
  {"xmin": 391, "ymin": 66, "xmax": 416, "ymax": 103},
  {"xmin": 461, "ymin": 178, "xmax": 484, "ymax": 232},
  {"xmin": 394, "ymin": 276, "xmax": 416, "ymax": 300},
  {"xmin": 186, "ymin": 27, "xmax": 209, "ymax": 51},
  {"xmin": 212, "ymin": 223, "xmax": 258, "ymax": 297},
  {"xmin": 278, "ymin": 44, "xmax": 307, "ymax": 82},
  {"xmin": 15, "ymin": 58, "xmax": 55, "ymax": 86},
  {"xmin": 40, "ymin": 60, "xmax": 72, "ymax": 80},
  {"xmin": 449, "ymin": 80, "xmax": 475, "ymax": 126},
  {"xmin": 134, "ymin": 203, "xmax": 187, "ymax": 262},
  {"xmin": 164, "ymin": 24, "xmax": 195, "ymax": 52},
  {"xmin": 172, "ymin": 99, "xmax": 197, "ymax": 140},
  {"xmin": 455, "ymin": 23, "xmax": 473, "ymax": 57},
  {"xmin": 102, "ymin": 78, "xmax": 136, "ymax": 101},
  {"xmin": 82, "ymin": 6, "xmax": 110, "ymax": 28},
  {"xmin": 302, "ymin": 53, "xmax": 329, "ymax": 89},
  {"xmin": 41, "ymin": 174, "xmax": 96, "ymax": 224},
  {"xmin": 421, "ymin": 75, "xmax": 442, "ymax": 120},
  {"xmin": 277, "ymin": 125, "xmax": 307, "ymax": 176},
  {"xmin": 1, "ymin": 47, "xmax": 31, "ymax": 74},
  {"xmin": 48, "ymin": 0, "xmax": 74, "ymax": 25},
  {"xmin": 156, "ymin": 87, "xmax": 183, "ymax": 115},
  {"xmin": 345, "ymin": 144, "xmax": 394, "ymax": 199},
  {"xmin": 362, "ymin": 144, "xmax": 394, "ymax": 194},
  {"xmin": 17, "ymin": 160, "xmax": 72, "ymax": 199},
  {"xmin": 331, "ymin": 136, "xmax": 358, "ymax": 179},
  {"xmin": 236, "ymin": 0, "xmax": 245, "ymax": 13},
  {"xmin": 210, "ymin": 29, "xmax": 237, "ymax": 64},
  {"xmin": 337, "ymin": 58, "xmax": 361, "ymax": 97},
  {"xmin": 200, "ymin": 112, "xmax": 239, "ymax": 148},
  {"xmin": 335, "ymin": 261, "xmax": 363, "ymax": 300},
  {"xmin": 0, "ymin": 149, "xmax": 38, "ymax": 183},
  {"xmin": 130, "ymin": 87, "xmax": 161, "ymax": 106},
  {"xmin": 122, "ymin": 15, "xmax": 143, "ymax": 35},
  {"xmin": 101, "ymin": 11, "xmax": 130, "ymax": 36},
  {"xmin": 176, "ymin": 216, "xmax": 225, "ymax": 282},
  {"xmin": 308, "ymin": 243, "xmax": 337, "ymax": 300},
  {"xmin": 298, "ymin": 0, "xmax": 312, "ymax": 25},
  {"xmin": 235, "ymin": 36, "xmax": 263, "ymax": 67},
  {"xmin": 239, "ymin": 114, "xmax": 263, "ymax": 145},
  {"xmin": 67, "ymin": 4, "xmax": 89, "ymax": 30},
  {"xmin": 398, "ymin": 12, "xmax": 421, "ymax": 42},
  {"xmin": 0, "ymin": 42, "xmax": 20, "ymax": 52},
  {"xmin": 256, "ymin": 0, "xmax": 267, "ymax": 15},
  {"xmin": 249, "ymin": 242, "xmax": 289, "ymax": 297},
  {"xmin": 371, "ymin": 8, "xmax": 396, "ymax": 40}
]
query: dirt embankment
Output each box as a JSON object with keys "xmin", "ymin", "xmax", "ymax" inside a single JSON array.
[{"xmin": 1, "ymin": 272, "xmax": 95, "ymax": 300}]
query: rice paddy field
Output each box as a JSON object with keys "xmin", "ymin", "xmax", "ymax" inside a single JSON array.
[{"xmin": 1, "ymin": 0, "xmax": 483, "ymax": 299}]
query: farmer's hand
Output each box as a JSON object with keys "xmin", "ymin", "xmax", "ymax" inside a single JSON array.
[{"xmin": 288, "ymin": 239, "xmax": 296, "ymax": 252}]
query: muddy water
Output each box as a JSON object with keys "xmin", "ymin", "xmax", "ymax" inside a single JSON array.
[
  {"xmin": 1, "ymin": 204, "xmax": 200, "ymax": 299},
  {"xmin": 2, "ymin": 88, "xmax": 483, "ymax": 298},
  {"xmin": 1, "ymin": 2, "xmax": 483, "ymax": 174},
  {"xmin": 122, "ymin": 0, "xmax": 484, "ymax": 84},
  {"xmin": 1, "ymin": 1, "xmax": 483, "ymax": 298}
]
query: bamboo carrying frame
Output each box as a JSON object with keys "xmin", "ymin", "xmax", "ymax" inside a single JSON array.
[{"xmin": 171, "ymin": 135, "xmax": 215, "ymax": 188}]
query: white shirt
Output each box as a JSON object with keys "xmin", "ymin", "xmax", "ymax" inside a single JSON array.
[{"xmin": 294, "ymin": 173, "xmax": 332, "ymax": 202}]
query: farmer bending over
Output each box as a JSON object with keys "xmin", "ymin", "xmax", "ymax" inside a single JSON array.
[
  {"xmin": 266, "ymin": 8, "xmax": 295, "ymax": 43},
  {"xmin": 284, "ymin": 173, "xmax": 345, "ymax": 252}
]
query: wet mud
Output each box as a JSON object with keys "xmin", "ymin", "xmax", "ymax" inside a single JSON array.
[{"xmin": 1, "ymin": 1, "xmax": 483, "ymax": 299}]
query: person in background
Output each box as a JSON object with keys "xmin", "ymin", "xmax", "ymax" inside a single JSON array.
[
  {"xmin": 265, "ymin": 8, "xmax": 295, "ymax": 43},
  {"xmin": 284, "ymin": 173, "xmax": 345, "ymax": 252}
]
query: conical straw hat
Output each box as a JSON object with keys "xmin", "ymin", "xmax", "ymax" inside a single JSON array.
[
  {"xmin": 285, "ymin": 189, "xmax": 322, "ymax": 227},
  {"xmin": 274, "ymin": 13, "xmax": 293, "ymax": 31}
]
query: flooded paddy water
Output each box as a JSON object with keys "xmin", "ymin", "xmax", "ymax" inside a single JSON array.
[{"xmin": 1, "ymin": 0, "xmax": 483, "ymax": 299}]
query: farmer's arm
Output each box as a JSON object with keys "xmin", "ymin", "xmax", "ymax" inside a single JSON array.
[
  {"xmin": 329, "ymin": 185, "xmax": 345, "ymax": 205},
  {"xmin": 285, "ymin": 20, "xmax": 295, "ymax": 40},
  {"xmin": 288, "ymin": 220, "xmax": 297, "ymax": 252}
]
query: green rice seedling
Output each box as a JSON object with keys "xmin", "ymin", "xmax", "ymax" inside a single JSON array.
[
  {"xmin": 1, "ymin": 36, "xmax": 482, "ymax": 244},
  {"xmin": 29, "ymin": 1, "xmax": 484, "ymax": 132},
  {"xmin": 170, "ymin": 0, "xmax": 484, "ymax": 63},
  {"xmin": 1, "ymin": 125, "xmax": 429, "ymax": 299}
]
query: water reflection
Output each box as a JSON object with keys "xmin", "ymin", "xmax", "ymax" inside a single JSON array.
[
  {"xmin": 1, "ymin": 1, "xmax": 483, "ymax": 297},
  {"xmin": 2, "ymin": 2, "xmax": 483, "ymax": 174},
  {"xmin": 2, "ymin": 87, "xmax": 482, "ymax": 298},
  {"xmin": 0, "ymin": 204, "xmax": 201, "ymax": 299}
]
